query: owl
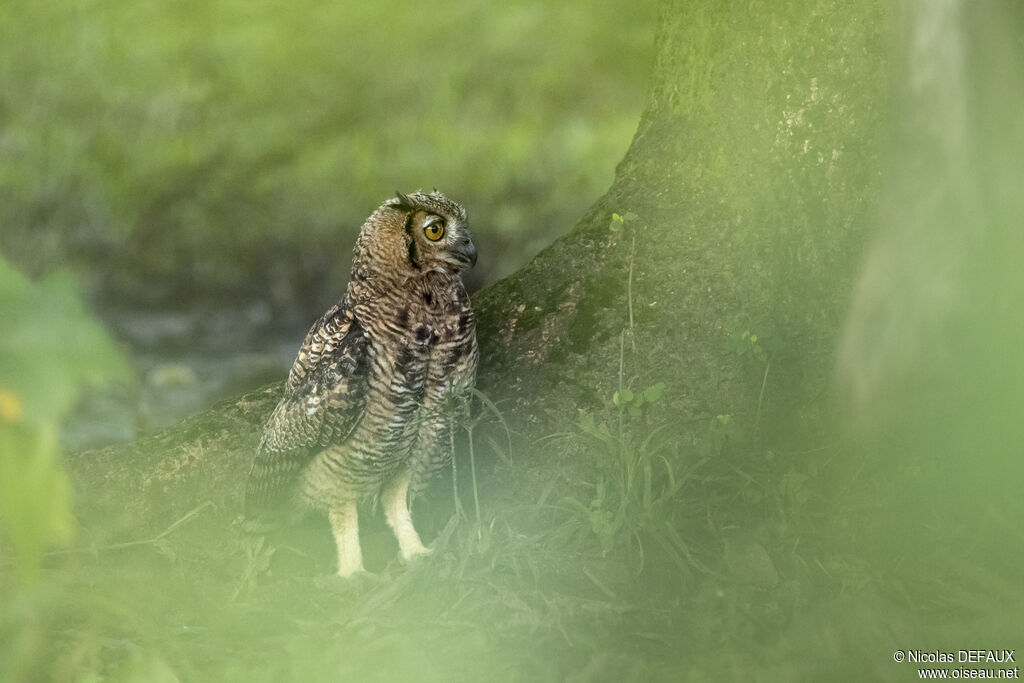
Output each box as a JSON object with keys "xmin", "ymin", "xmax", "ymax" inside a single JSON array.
[{"xmin": 245, "ymin": 190, "xmax": 478, "ymax": 577}]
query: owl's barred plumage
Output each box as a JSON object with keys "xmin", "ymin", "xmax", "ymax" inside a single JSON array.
[{"xmin": 245, "ymin": 190, "xmax": 478, "ymax": 576}]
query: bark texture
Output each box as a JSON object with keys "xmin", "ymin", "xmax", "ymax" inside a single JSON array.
[{"xmin": 475, "ymin": 0, "xmax": 890, "ymax": 437}]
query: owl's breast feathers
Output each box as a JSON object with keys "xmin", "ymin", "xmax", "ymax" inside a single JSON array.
[{"xmin": 244, "ymin": 272, "xmax": 477, "ymax": 522}]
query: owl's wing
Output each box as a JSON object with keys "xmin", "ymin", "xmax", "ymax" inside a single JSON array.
[{"xmin": 244, "ymin": 303, "xmax": 369, "ymax": 522}]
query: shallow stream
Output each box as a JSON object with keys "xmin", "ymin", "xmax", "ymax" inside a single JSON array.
[{"xmin": 63, "ymin": 299, "xmax": 302, "ymax": 452}]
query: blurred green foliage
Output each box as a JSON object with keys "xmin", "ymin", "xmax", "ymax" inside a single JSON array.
[
  {"xmin": 0, "ymin": 0, "xmax": 655, "ymax": 295},
  {"xmin": 0, "ymin": 256, "xmax": 129, "ymax": 582}
]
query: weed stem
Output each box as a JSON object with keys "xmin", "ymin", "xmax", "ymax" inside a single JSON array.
[
  {"xmin": 755, "ymin": 356, "xmax": 772, "ymax": 431},
  {"xmin": 627, "ymin": 231, "xmax": 638, "ymax": 354}
]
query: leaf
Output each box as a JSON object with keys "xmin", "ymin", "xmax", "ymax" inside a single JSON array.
[
  {"xmin": 576, "ymin": 411, "xmax": 598, "ymax": 434},
  {"xmin": 0, "ymin": 258, "xmax": 131, "ymax": 423},
  {"xmin": 618, "ymin": 389, "xmax": 634, "ymax": 404},
  {"xmin": 0, "ymin": 256, "xmax": 130, "ymax": 583},
  {"xmin": 642, "ymin": 382, "xmax": 666, "ymax": 403},
  {"xmin": 0, "ymin": 423, "xmax": 74, "ymax": 581},
  {"xmin": 561, "ymin": 496, "xmax": 590, "ymax": 515},
  {"xmin": 0, "ymin": 389, "xmax": 23, "ymax": 422}
]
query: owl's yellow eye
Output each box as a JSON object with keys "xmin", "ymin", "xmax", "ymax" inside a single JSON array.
[{"xmin": 424, "ymin": 222, "xmax": 445, "ymax": 241}]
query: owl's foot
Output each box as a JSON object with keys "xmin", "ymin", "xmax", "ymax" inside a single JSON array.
[
  {"xmin": 383, "ymin": 469, "xmax": 432, "ymax": 564},
  {"xmin": 328, "ymin": 500, "xmax": 366, "ymax": 579},
  {"xmin": 336, "ymin": 560, "xmax": 367, "ymax": 579},
  {"xmin": 399, "ymin": 538, "xmax": 433, "ymax": 564}
]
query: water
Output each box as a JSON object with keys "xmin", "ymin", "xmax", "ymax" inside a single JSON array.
[{"xmin": 63, "ymin": 300, "xmax": 301, "ymax": 451}]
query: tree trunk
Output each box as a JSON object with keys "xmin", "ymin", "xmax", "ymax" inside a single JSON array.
[{"xmin": 475, "ymin": 0, "xmax": 890, "ymax": 440}]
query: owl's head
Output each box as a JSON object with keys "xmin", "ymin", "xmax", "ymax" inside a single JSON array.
[
  {"xmin": 353, "ymin": 190, "xmax": 476, "ymax": 281},
  {"xmin": 388, "ymin": 190, "xmax": 476, "ymax": 275}
]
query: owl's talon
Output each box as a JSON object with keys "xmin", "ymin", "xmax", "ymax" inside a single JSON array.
[{"xmin": 400, "ymin": 543, "xmax": 433, "ymax": 564}]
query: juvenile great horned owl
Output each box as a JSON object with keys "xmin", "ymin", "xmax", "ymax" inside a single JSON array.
[{"xmin": 245, "ymin": 190, "xmax": 478, "ymax": 577}]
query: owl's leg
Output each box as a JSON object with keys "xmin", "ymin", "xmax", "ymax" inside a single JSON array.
[
  {"xmin": 383, "ymin": 469, "xmax": 431, "ymax": 562},
  {"xmin": 328, "ymin": 500, "xmax": 365, "ymax": 577}
]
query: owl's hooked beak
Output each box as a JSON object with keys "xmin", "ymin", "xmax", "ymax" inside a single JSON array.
[{"xmin": 456, "ymin": 237, "xmax": 477, "ymax": 269}]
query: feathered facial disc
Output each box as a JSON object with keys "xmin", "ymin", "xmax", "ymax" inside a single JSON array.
[{"xmin": 387, "ymin": 190, "xmax": 476, "ymax": 275}]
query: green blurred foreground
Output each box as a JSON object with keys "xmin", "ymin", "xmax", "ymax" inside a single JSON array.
[{"xmin": 0, "ymin": 260, "xmax": 129, "ymax": 583}]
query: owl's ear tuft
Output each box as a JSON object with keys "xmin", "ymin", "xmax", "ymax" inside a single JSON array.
[{"xmin": 389, "ymin": 191, "xmax": 416, "ymax": 211}]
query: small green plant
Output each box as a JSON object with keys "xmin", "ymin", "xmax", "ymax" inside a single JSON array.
[
  {"xmin": 700, "ymin": 413, "xmax": 741, "ymax": 458},
  {"xmin": 729, "ymin": 321, "xmax": 783, "ymax": 430},
  {"xmin": 729, "ymin": 321, "xmax": 783, "ymax": 375},
  {"xmin": 610, "ymin": 210, "xmax": 642, "ymax": 353},
  {"xmin": 0, "ymin": 258, "xmax": 130, "ymax": 582},
  {"xmin": 553, "ymin": 330, "xmax": 696, "ymax": 573},
  {"xmin": 444, "ymin": 387, "xmax": 512, "ymax": 557},
  {"xmin": 607, "ymin": 211, "xmax": 638, "ymax": 233},
  {"xmin": 612, "ymin": 381, "xmax": 665, "ymax": 418},
  {"xmin": 557, "ymin": 410, "xmax": 696, "ymax": 574}
]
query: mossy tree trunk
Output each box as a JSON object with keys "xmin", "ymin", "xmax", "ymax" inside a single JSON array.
[{"xmin": 475, "ymin": 0, "xmax": 890, "ymax": 440}]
